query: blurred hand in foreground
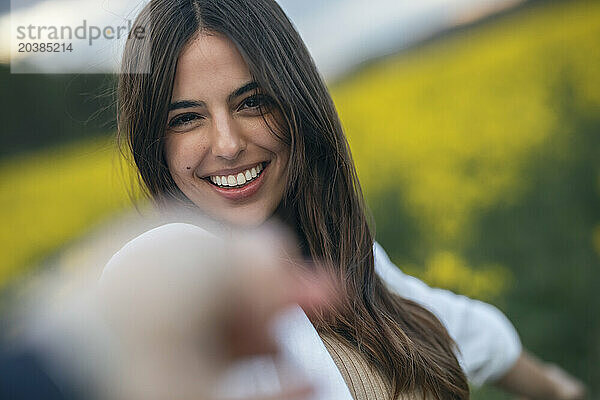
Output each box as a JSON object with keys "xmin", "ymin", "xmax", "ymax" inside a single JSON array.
[{"xmin": 6, "ymin": 221, "xmax": 338, "ymax": 400}]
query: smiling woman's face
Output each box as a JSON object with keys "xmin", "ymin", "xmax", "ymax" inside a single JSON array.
[{"xmin": 164, "ymin": 32, "xmax": 290, "ymax": 226}]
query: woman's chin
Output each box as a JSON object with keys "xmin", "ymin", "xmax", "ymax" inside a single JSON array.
[{"xmin": 209, "ymin": 208, "xmax": 271, "ymax": 228}]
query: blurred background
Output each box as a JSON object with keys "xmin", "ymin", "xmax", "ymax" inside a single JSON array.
[{"xmin": 0, "ymin": 0, "xmax": 598, "ymax": 398}]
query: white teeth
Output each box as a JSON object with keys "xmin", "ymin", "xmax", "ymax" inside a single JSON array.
[
  {"xmin": 236, "ymin": 173, "xmax": 246, "ymax": 185},
  {"xmin": 209, "ymin": 163, "xmax": 265, "ymax": 188}
]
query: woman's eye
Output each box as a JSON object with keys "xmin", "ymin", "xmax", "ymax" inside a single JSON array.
[
  {"xmin": 167, "ymin": 113, "xmax": 204, "ymax": 131},
  {"xmin": 239, "ymin": 94, "xmax": 272, "ymax": 112}
]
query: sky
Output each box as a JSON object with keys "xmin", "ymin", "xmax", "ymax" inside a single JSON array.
[{"xmin": 0, "ymin": 0, "xmax": 523, "ymax": 78}]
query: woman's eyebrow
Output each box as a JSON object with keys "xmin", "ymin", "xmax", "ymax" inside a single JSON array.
[
  {"xmin": 228, "ymin": 81, "xmax": 259, "ymax": 102},
  {"xmin": 169, "ymin": 100, "xmax": 205, "ymax": 111},
  {"xmin": 168, "ymin": 81, "xmax": 259, "ymax": 111}
]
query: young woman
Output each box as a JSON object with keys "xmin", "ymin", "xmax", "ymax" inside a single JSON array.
[
  {"xmin": 114, "ymin": 1, "xmax": 585, "ymax": 399},
  {"xmin": 117, "ymin": 0, "xmax": 467, "ymax": 398}
]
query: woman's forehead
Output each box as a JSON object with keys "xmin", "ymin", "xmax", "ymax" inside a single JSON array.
[{"xmin": 173, "ymin": 32, "xmax": 252, "ymax": 100}]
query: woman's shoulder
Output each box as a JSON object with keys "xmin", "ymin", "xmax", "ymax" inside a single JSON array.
[{"xmin": 372, "ymin": 241, "xmax": 406, "ymax": 278}]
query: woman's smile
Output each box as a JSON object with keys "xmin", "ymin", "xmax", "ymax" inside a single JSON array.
[{"xmin": 200, "ymin": 161, "xmax": 269, "ymax": 201}]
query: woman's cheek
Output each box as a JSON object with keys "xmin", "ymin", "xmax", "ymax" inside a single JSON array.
[{"xmin": 165, "ymin": 134, "xmax": 207, "ymax": 175}]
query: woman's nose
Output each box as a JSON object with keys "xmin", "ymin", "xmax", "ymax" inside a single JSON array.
[{"xmin": 210, "ymin": 113, "xmax": 246, "ymax": 160}]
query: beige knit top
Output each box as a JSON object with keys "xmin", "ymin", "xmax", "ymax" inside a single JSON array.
[{"xmin": 318, "ymin": 332, "xmax": 427, "ymax": 400}]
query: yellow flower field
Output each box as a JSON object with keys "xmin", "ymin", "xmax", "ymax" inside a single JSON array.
[{"xmin": 0, "ymin": 0, "xmax": 599, "ymax": 306}]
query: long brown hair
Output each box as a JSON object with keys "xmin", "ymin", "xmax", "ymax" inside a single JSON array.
[{"xmin": 117, "ymin": 1, "xmax": 469, "ymax": 398}]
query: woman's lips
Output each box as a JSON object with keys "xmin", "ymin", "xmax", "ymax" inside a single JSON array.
[{"xmin": 207, "ymin": 162, "xmax": 269, "ymax": 201}]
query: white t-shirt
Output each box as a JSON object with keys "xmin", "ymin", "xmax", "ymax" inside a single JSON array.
[{"xmin": 373, "ymin": 241, "xmax": 522, "ymax": 386}]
